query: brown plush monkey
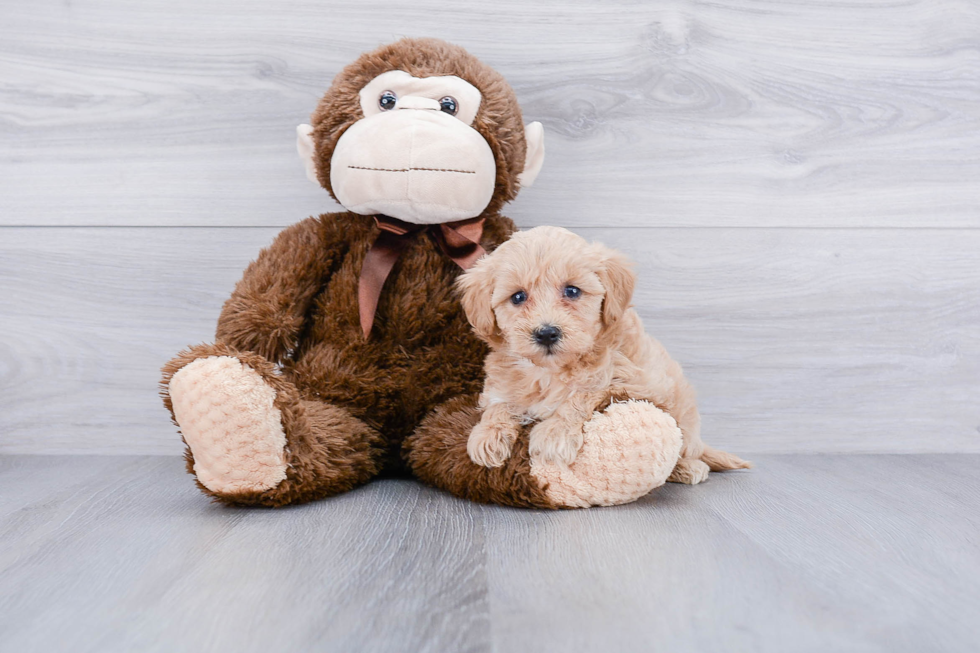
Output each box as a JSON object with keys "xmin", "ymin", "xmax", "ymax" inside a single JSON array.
[{"xmin": 161, "ymin": 38, "xmax": 681, "ymax": 509}]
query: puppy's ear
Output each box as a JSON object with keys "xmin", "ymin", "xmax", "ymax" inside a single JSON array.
[
  {"xmin": 595, "ymin": 244, "xmax": 637, "ymax": 328},
  {"xmin": 456, "ymin": 255, "xmax": 504, "ymax": 347}
]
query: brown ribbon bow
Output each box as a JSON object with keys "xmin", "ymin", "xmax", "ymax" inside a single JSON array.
[{"xmin": 358, "ymin": 215, "xmax": 486, "ymax": 338}]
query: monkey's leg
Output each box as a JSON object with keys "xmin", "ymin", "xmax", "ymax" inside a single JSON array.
[
  {"xmin": 532, "ymin": 400, "xmax": 683, "ymax": 507},
  {"xmin": 161, "ymin": 343, "xmax": 384, "ymax": 507},
  {"xmin": 404, "ymin": 395, "xmax": 557, "ymax": 509},
  {"xmin": 406, "ymin": 396, "xmax": 682, "ymax": 509}
]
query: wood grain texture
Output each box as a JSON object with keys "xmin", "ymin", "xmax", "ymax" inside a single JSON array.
[
  {"xmin": 0, "ymin": 454, "xmax": 977, "ymax": 652},
  {"xmin": 481, "ymin": 454, "xmax": 980, "ymax": 652},
  {"xmin": 1, "ymin": 0, "xmax": 978, "ymax": 227},
  {"xmin": 0, "ymin": 456, "xmax": 490, "ymax": 653},
  {"xmin": 1, "ymin": 227, "xmax": 977, "ymax": 455}
]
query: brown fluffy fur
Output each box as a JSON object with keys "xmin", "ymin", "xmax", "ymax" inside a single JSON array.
[
  {"xmin": 160, "ymin": 39, "xmax": 539, "ymax": 506},
  {"xmin": 405, "ymin": 395, "xmax": 556, "ymax": 509},
  {"xmin": 457, "ymin": 227, "xmax": 752, "ymax": 481}
]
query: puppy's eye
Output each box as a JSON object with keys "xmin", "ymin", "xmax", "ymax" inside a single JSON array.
[
  {"xmin": 510, "ymin": 290, "xmax": 527, "ymax": 306},
  {"xmin": 379, "ymin": 91, "xmax": 397, "ymax": 111},
  {"xmin": 563, "ymin": 285, "xmax": 582, "ymax": 300}
]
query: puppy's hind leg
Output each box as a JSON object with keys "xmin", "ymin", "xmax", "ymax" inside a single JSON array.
[
  {"xmin": 666, "ymin": 399, "xmax": 711, "ymax": 484},
  {"xmin": 668, "ymin": 448, "xmax": 752, "ymax": 485},
  {"xmin": 663, "ymin": 379, "xmax": 750, "ymax": 483},
  {"xmin": 667, "ymin": 458, "xmax": 710, "ymax": 484}
]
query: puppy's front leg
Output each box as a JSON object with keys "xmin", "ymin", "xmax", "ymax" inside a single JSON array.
[
  {"xmin": 468, "ymin": 402, "xmax": 520, "ymax": 468},
  {"xmin": 528, "ymin": 393, "xmax": 605, "ymax": 466},
  {"xmin": 528, "ymin": 418, "xmax": 583, "ymax": 467}
]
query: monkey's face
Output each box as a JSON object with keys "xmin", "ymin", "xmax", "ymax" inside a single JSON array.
[
  {"xmin": 329, "ymin": 71, "xmax": 496, "ymax": 225},
  {"xmin": 297, "ymin": 39, "xmax": 545, "ymax": 226}
]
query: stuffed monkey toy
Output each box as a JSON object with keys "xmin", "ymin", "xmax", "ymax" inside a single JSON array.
[{"xmin": 161, "ymin": 38, "xmax": 684, "ymax": 509}]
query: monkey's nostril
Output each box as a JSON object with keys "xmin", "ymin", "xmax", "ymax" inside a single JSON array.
[{"xmin": 532, "ymin": 325, "xmax": 562, "ymax": 346}]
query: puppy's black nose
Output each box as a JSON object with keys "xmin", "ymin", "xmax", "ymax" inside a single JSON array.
[{"xmin": 532, "ymin": 325, "xmax": 562, "ymax": 346}]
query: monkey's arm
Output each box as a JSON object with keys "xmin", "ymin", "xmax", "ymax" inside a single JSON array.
[{"xmin": 215, "ymin": 215, "xmax": 344, "ymax": 363}]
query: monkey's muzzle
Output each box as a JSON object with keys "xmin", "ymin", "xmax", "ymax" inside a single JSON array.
[{"xmin": 330, "ymin": 109, "xmax": 496, "ymax": 225}]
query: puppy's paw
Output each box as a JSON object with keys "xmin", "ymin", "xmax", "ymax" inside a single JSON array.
[
  {"xmin": 467, "ymin": 422, "xmax": 515, "ymax": 468},
  {"xmin": 529, "ymin": 420, "xmax": 584, "ymax": 467},
  {"xmin": 668, "ymin": 458, "xmax": 710, "ymax": 485}
]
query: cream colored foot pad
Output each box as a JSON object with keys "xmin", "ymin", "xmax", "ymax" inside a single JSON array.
[
  {"xmin": 530, "ymin": 400, "xmax": 683, "ymax": 508},
  {"xmin": 169, "ymin": 356, "xmax": 288, "ymax": 494}
]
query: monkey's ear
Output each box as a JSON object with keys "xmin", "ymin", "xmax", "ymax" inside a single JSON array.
[
  {"xmin": 517, "ymin": 122, "xmax": 545, "ymax": 188},
  {"xmin": 456, "ymin": 256, "xmax": 504, "ymax": 347},
  {"xmin": 296, "ymin": 124, "xmax": 319, "ymax": 184},
  {"xmin": 594, "ymin": 244, "xmax": 637, "ymax": 328}
]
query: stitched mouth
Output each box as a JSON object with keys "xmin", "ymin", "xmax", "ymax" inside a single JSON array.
[{"xmin": 347, "ymin": 165, "xmax": 476, "ymax": 174}]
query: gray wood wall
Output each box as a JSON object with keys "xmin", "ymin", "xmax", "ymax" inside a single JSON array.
[{"xmin": 2, "ymin": 0, "xmax": 978, "ymax": 455}]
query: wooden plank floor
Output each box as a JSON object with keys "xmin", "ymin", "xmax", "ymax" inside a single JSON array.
[{"xmin": 1, "ymin": 455, "xmax": 977, "ymax": 652}]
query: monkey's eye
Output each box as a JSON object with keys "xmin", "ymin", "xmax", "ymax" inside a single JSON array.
[
  {"xmin": 563, "ymin": 285, "xmax": 582, "ymax": 300},
  {"xmin": 439, "ymin": 96, "xmax": 458, "ymax": 116},
  {"xmin": 379, "ymin": 91, "xmax": 397, "ymax": 111},
  {"xmin": 510, "ymin": 290, "xmax": 527, "ymax": 306}
]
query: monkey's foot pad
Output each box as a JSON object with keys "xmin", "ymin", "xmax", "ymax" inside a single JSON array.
[
  {"xmin": 168, "ymin": 356, "xmax": 288, "ymax": 494},
  {"xmin": 530, "ymin": 400, "xmax": 683, "ymax": 508}
]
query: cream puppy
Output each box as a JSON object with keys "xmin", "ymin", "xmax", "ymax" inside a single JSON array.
[{"xmin": 457, "ymin": 226, "xmax": 749, "ymax": 483}]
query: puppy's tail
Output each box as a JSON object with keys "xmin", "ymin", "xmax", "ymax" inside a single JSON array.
[{"xmin": 701, "ymin": 446, "xmax": 753, "ymax": 472}]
